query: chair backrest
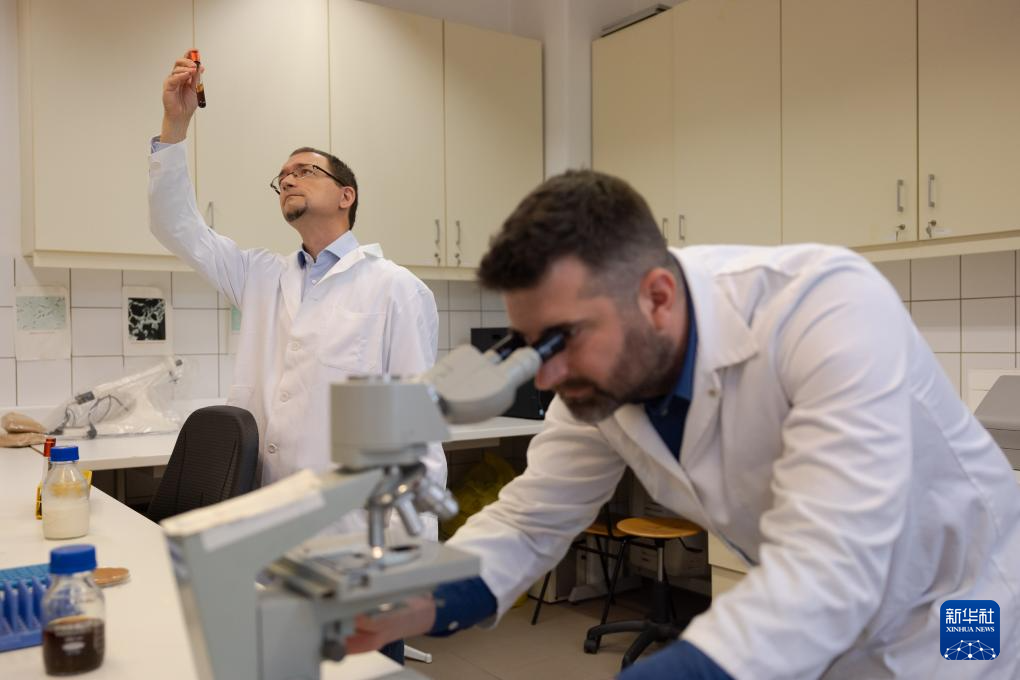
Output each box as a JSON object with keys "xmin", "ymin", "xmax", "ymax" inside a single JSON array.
[{"xmin": 147, "ymin": 405, "xmax": 259, "ymax": 523}]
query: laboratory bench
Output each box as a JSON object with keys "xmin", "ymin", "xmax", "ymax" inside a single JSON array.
[{"xmin": 0, "ymin": 447, "xmax": 414, "ymax": 680}]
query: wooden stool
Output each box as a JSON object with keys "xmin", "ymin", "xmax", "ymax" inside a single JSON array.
[
  {"xmin": 583, "ymin": 517, "xmax": 703, "ymax": 670},
  {"xmin": 531, "ymin": 507, "xmax": 624, "ymax": 625}
]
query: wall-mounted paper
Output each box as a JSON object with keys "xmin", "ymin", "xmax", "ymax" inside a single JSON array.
[
  {"xmin": 15, "ymin": 286, "xmax": 71, "ymax": 360},
  {"xmin": 123, "ymin": 286, "xmax": 174, "ymax": 356}
]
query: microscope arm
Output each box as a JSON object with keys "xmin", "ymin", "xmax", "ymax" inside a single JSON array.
[{"xmin": 161, "ymin": 467, "xmax": 384, "ymax": 680}]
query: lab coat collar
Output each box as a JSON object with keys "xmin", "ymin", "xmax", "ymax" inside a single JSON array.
[
  {"xmin": 279, "ymin": 242, "xmax": 385, "ymax": 319},
  {"xmin": 613, "ymin": 248, "xmax": 759, "ymax": 474}
]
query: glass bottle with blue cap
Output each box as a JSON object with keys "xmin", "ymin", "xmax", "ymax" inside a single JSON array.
[
  {"xmin": 41, "ymin": 446, "xmax": 89, "ymax": 540},
  {"xmin": 42, "ymin": 544, "xmax": 105, "ymax": 675}
]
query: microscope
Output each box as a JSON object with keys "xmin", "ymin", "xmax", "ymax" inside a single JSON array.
[{"xmin": 161, "ymin": 331, "xmax": 565, "ymax": 680}]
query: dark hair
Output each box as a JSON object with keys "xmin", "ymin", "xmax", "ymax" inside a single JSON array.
[
  {"xmin": 290, "ymin": 147, "xmax": 359, "ymax": 229},
  {"xmin": 477, "ymin": 169, "xmax": 675, "ymax": 299}
]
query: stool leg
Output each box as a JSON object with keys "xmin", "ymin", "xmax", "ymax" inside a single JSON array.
[
  {"xmin": 594, "ymin": 536, "xmax": 613, "ymax": 603},
  {"xmin": 599, "ymin": 537, "xmax": 630, "ymax": 626},
  {"xmin": 660, "ymin": 553, "xmax": 677, "ymax": 624},
  {"xmin": 650, "ymin": 540, "xmax": 671, "ymax": 625},
  {"xmin": 531, "ymin": 571, "xmax": 551, "ymax": 626}
]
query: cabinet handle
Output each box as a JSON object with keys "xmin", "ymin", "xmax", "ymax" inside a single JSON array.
[
  {"xmin": 206, "ymin": 201, "xmax": 215, "ymax": 229},
  {"xmin": 896, "ymin": 179, "xmax": 904, "ymax": 213},
  {"xmin": 434, "ymin": 219, "xmax": 441, "ymax": 246},
  {"xmin": 678, "ymin": 214, "xmax": 686, "ymax": 242},
  {"xmin": 927, "ymin": 174, "xmax": 936, "ymax": 209},
  {"xmin": 455, "ymin": 220, "xmax": 462, "ymax": 247}
]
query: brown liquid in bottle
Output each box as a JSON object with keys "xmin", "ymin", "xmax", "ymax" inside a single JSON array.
[{"xmin": 42, "ymin": 616, "xmax": 105, "ymax": 675}]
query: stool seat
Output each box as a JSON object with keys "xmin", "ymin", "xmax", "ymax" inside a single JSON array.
[
  {"xmin": 584, "ymin": 521, "xmax": 611, "ymax": 537},
  {"xmin": 616, "ymin": 517, "xmax": 701, "ymax": 540}
]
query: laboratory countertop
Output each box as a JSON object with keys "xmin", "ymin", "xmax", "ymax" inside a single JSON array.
[
  {"xmin": 0, "ymin": 448, "xmax": 409, "ymax": 679},
  {"xmin": 1, "ymin": 415, "xmax": 545, "ymax": 471}
]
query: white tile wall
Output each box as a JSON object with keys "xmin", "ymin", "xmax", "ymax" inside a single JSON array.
[
  {"xmin": 17, "ymin": 359, "xmax": 71, "ymax": 406},
  {"xmin": 0, "ymin": 306, "xmax": 13, "ymax": 357},
  {"xmin": 961, "ymin": 298, "xmax": 1015, "ymax": 353},
  {"xmin": 873, "ymin": 250, "xmax": 1020, "ymax": 399},
  {"xmin": 71, "ymin": 308, "xmax": 122, "ymax": 356},
  {"xmin": 872, "ymin": 260, "xmax": 909, "ymax": 301},
  {"xmin": 961, "ymin": 252, "xmax": 1016, "ymax": 298},
  {"xmin": 0, "ymin": 358, "xmax": 15, "ymax": 405},
  {"xmin": 0, "ymin": 257, "xmax": 14, "ymax": 306},
  {"xmin": 0, "ymin": 255, "xmax": 493, "ymax": 408},
  {"xmin": 911, "ymin": 255, "xmax": 959, "ymax": 301},
  {"xmin": 172, "ymin": 271, "xmax": 218, "ymax": 309},
  {"xmin": 911, "ymin": 300, "xmax": 960, "ymax": 352},
  {"xmin": 71, "ymin": 356, "xmax": 124, "ymax": 394},
  {"xmin": 70, "ymin": 269, "xmax": 121, "ymax": 308}
]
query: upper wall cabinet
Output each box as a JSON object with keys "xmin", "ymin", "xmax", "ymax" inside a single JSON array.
[
  {"xmin": 592, "ymin": 12, "xmax": 674, "ymax": 239},
  {"xmin": 919, "ymin": 0, "xmax": 1020, "ymax": 240},
  {"xmin": 194, "ymin": 0, "xmax": 330, "ymax": 257},
  {"xmin": 781, "ymin": 0, "xmax": 917, "ymax": 248},
  {"xmin": 444, "ymin": 22, "xmax": 543, "ymax": 269},
  {"xmin": 672, "ymin": 0, "xmax": 780, "ymax": 247},
  {"xmin": 592, "ymin": 2, "xmax": 781, "ymax": 248},
  {"xmin": 19, "ymin": 0, "xmax": 193, "ymax": 269},
  {"xmin": 330, "ymin": 1, "xmax": 542, "ymax": 272},
  {"xmin": 329, "ymin": 0, "xmax": 445, "ymax": 268}
]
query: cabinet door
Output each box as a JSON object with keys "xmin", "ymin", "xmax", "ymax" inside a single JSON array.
[
  {"xmin": 444, "ymin": 22, "xmax": 543, "ymax": 269},
  {"xmin": 782, "ymin": 0, "xmax": 916, "ymax": 247},
  {"xmin": 329, "ymin": 0, "xmax": 445, "ymax": 267},
  {"xmin": 919, "ymin": 0, "xmax": 1020, "ymax": 239},
  {"xmin": 24, "ymin": 0, "xmax": 192, "ymax": 259},
  {"xmin": 672, "ymin": 0, "xmax": 780, "ymax": 247},
  {"xmin": 593, "ymin": 12, "xmax": 674, "ymax": 239},
  {"xmin": 194, "ymin": 0, "xmax": 329, "ymax": 256}
]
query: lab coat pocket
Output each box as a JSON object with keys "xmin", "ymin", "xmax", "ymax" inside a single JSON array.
[
  {"xmin": 316, "ymin": 307, "xmax": 387, "ymax": 374},
  {"xmin": 226, "ymin": 385, "xmax": 255, "ymax": 411}
]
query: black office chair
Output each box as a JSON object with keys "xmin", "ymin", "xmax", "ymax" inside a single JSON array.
[{"xmin": 147, "ymin": 405, "xmax": 259, "ymax": 523}]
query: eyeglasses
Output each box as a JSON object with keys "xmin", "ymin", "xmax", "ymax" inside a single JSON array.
[{"xmin": 270, "ymin": 164, "xmax": 345, "ymax": 194}]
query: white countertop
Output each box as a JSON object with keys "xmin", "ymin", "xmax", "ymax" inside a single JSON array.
[
  {"xmin": 0, "ymin": 448, "xmax": 407, "ymax": 679},
  {"xmin": 1, "ymin": 415, "xmax": 544, "ymax": 471}
]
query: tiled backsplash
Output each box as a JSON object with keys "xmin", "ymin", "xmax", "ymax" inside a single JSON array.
[
  {"xmin": 873, "ymin": 250, "xmax": 1020, "ymax": 399},
  {"xmin": 4, "ymin": 251, "xmax": 1016, "ymax": 408},
  {"xmin": 0, "ymin": 255, "xmax": 496, "ymax": 407}
]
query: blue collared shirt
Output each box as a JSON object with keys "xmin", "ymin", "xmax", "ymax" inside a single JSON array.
[
  {"xmin": 642, "ymin": 302, "xmax": 698, "ymax": 459},
  {"xmin": 297, "ymin": 231, "xmax": 359, "ymax": 301}
]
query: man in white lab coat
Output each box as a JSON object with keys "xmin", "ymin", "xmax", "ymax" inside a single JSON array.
[
  {"xmin": 148, "ymin": 56, "xmax": 446, "ymax": 547},
  {"xmin": 348, "ymin": 170, "xmax": 1020, "ymax": 679}
]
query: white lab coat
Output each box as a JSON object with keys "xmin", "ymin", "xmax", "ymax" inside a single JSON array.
[
  {"xmin": 148, "ymin": 142, "xmax": 446, "ymax": 538},
  {"xmin": 448, "ymin": 244, "xmax": 1020, "ymax": 679}
]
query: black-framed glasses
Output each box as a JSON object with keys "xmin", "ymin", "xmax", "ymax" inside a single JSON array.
[{"xmin": 270, "ymin": 164, "xmax": 345, "ymax": 194}]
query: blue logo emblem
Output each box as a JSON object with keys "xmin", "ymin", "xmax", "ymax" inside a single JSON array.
[{"xmin": 941, "ymin": 600, "xmax": 999, "ymax": 661}]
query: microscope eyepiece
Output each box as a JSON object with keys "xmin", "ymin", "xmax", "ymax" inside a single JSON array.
[
  {"xmin": 489, "ymin": 331, "xmax": 527, "ymax": 360},
  {"xmin": 533, "ymin": 329, "xmax": 567, "ymax": 361}
]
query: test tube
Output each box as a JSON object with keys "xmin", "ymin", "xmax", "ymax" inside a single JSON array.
[{"xmin": 188, "ymin": 49, "xmax": 207, "ymax": 108}]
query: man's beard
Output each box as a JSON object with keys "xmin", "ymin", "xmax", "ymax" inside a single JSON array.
[
  {"xmin": 284, "ymin": 204, "xmax": 307, "ymax": 223},
  {"xmin": 558, "ymin": 316, "xmax": 679, "ymax": 424}
]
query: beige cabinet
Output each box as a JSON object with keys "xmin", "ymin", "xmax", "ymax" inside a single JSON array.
[
  {"xmin": 19, "ymin": 0, "xmax": 193, "ymax": 269},
  {"xmin": 195, "ymin": 0, "xmax": 330, "ymax": 256},
  {"xmin": 330, "ymin": 3, "xmax": 541, "ymax": 271},
  {"xmin": 592, "ymin": 12, "xmax": 674, "ymax": 239},
  {"xmin": 781, "ymin": 0, "xmax": 917, "ymax": 248},
  {"xmin": 329, "ymin": 0, "xmax": 445, "ymax": 268},
  {"xmin": 671, "ymin": 0, "xmax": 780, "ymax": 247},
  {"xmin": 919, "ymin": 0, "xmax": 1020, "ymax": 240},
  {"xmin": 444, "ymin": 22, "xmax": 543, "ymax": 269}
]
